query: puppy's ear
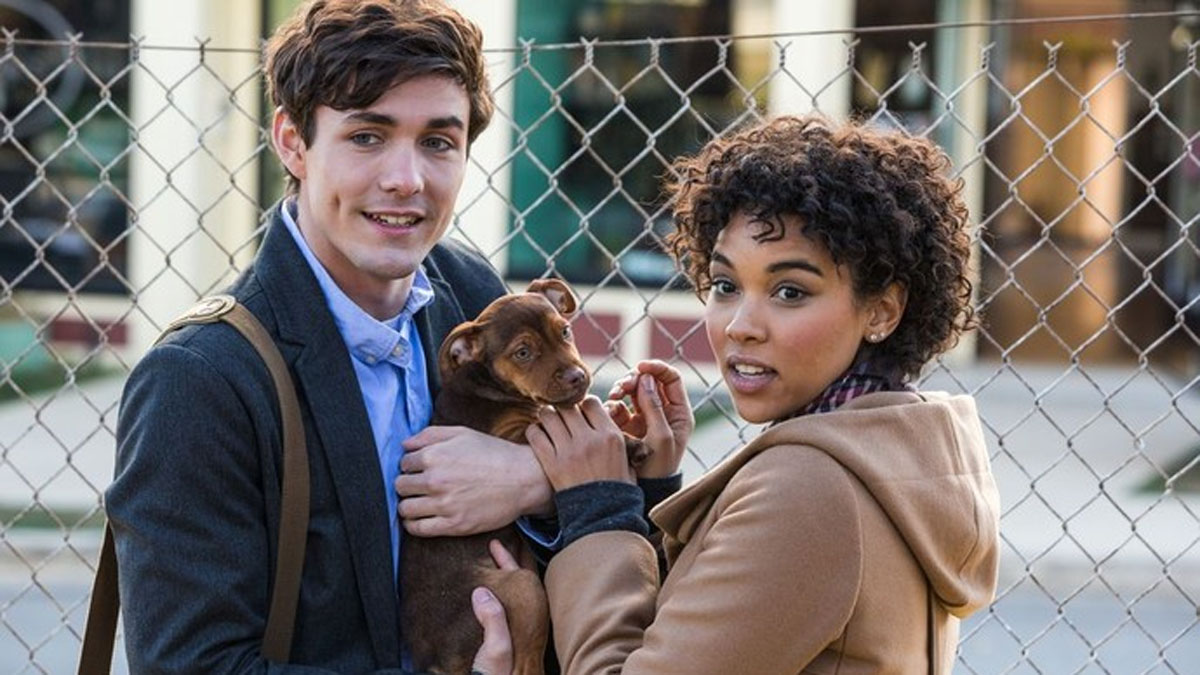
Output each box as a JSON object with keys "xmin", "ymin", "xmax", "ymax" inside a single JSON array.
[
  {"xmin": 438, "ymin": 322, "xmax": 483, "ymax": 375},
  {"xmin": 527, "ymin": 278, "xmax": 578, "ymax": 317}
]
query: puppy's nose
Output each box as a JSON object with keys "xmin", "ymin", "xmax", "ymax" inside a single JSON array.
[{"xmin": 558, "ymin": 366, "xmax": 587, "ymax": 388}]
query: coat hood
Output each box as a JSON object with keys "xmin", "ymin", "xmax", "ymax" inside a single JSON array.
[{"xmin": 653, "ymin": 391, "xmax": 1000, "ymax": 617}]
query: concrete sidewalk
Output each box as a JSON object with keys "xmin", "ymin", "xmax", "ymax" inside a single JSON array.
[
  {"xmin": 0, "ymin": 375, "xmax": 123, "ymax": 517},
  {"xmin": 3, "ymin": 360, "xmax": 1199, "ymax": 593}
]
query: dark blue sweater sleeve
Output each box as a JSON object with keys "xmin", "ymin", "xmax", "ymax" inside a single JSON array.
[{"xmin": 553, "ymin": 481, "xmax": 648, "ymax": 548}]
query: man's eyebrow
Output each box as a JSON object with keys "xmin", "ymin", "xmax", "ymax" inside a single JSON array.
[
  {"xmin": 341, "ymin": 113, "xmax": 465, "ymax": 132},
  {"xmin": 426, "ymin": 115, "xmax": 465, "ymax": 132},
  {"xmin": 345, "ymin": 111, "xmax": 395, "ymax": 126}
]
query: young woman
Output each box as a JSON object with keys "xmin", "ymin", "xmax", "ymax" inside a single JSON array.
[{"xmin": 485, "ymin": 115, "xmax": 1000, "ymax": 674}]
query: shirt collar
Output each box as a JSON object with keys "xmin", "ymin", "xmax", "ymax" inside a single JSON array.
[{"xmin": 279, "ymin": 199, "xmax": 435, "ymax": 367}]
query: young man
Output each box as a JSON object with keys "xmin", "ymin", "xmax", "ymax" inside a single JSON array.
[{"xmin": 108, "ymin": 1, "xmax": 538, "ymax": 671}]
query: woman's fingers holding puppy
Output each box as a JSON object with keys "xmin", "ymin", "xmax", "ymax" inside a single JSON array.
[
  {"xmin": 534, "ymin": 405, "xmax": 570, "ymax": 441},
  {"xmin": 579, "ymin": 396, "xmax": 619, "ymax": 430},
  {"xmin": 604, "ymin": 399, "xmax": 635, "ymax": 429},
  {"xmin": 525, "ymin": 418, "xmax": 563, "ymax": 490},
  {"xmin": 607, "ymin": 361, "xmax": 669, "ymax": 400},
  {"xmin": 629, "ymin": 364, "xmax": 693, "ymax": 479},
  {"xmin": 525, "ymin": 422, "xmax": 555, "ymax": 460},
  {"xmin": 607, "ymin": 371, "xmax": 639, "ymax": 400},
  {"xmin": 635, "ymin": 358, "xmax": 682, "ymax": 380},
  {"xmin": 555, "ymin": 401, "xmax": 595, "ymax": 437},
  {"xmin": 527, "ymin": 396, "xmax": 633, "ymax": 490},
  {"xmin": 610, "ymin": 361, "xmax": 689, "ymax": 412},
  {"xmin": 636, "ymin": 374, "xmax": 671, "ymax": 442}
]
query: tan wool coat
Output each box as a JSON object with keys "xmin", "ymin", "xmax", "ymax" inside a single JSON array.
[{"xmin": 544, "ymin": 391, "xmax": 1001, "ymax": 674}]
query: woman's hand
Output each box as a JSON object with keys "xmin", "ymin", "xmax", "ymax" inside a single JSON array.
[
  {"xmin": 606, "ymin": 360, "xmax": 694, "ymax": 478},
  {"xmin": 526, "ymin": 396, "xmax": 634, "ymax": 491},
  {"xmin": 470, "ymin": 540, "xmax": 517, "ymax": 675}
]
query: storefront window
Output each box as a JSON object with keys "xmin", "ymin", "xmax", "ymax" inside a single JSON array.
[
  {"xmin": 509, "ymin": 0, "xmax": 735, "ymax": 285},
  {"xmin": 0, "ymin": 0, "xmax": 131, "ymax": 295},
  {"xmin": 850, "ymin": 0, "xmax": 935, "ymax": 130}
]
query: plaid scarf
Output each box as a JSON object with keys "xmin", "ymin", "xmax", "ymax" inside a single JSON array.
[{"xmin": 775, "ymin": 360, "xmax": 912, "ymax": 424}]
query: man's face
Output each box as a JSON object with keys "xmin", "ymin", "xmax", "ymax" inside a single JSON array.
[{"xmin": 273, "ymin": 74, "xmax": 470, "ymax": 317}]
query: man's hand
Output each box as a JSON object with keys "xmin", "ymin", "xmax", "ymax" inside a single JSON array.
[{"xmin": 396, "ymin": 426, "xmax": 553, "ymax": 537}]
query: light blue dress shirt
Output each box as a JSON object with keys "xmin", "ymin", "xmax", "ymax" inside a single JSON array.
[{"xmin": 281, "ymin": 201, "xmax": 432, "ymax": 579}]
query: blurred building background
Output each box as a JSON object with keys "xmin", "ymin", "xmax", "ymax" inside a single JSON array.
[{"xmin": 2, "ymin": 0, "xmax": 1197, "ymax": 374}]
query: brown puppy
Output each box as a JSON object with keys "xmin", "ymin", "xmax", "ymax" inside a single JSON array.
[{"xmin": 400, "ymin": 278, "xmax": 589, "ymax": 675}]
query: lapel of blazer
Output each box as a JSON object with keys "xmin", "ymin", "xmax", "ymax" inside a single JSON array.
[
  {"xmin": 414, "ymin": 271, "xmax": 468, "ymax": 396},
  {"xmin": 253, "ymin": 207, "xmax": 400, "ymax": 665}
]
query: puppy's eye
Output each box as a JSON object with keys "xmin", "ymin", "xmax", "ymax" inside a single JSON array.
[
  {"xmin": 513, "ymin": 346, "xmax": 534, "ymax": 362},
  {"xmin": 562, "ymin": 326, "xmax": 572, "ymax": 341}
]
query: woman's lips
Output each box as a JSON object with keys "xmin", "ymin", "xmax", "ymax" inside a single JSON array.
[{"xmin": 725, "ymin": 360, "xmax": 777, "ymax": 395}]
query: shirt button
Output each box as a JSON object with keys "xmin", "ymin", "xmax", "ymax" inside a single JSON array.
[{"xmin": 365, "ymin": 356, "xmax": 377, "ymax": 365}]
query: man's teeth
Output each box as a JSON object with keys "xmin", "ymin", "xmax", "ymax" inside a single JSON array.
[
  {"xmin": 369, "ymin": 213, "xmax": 419, "ymax": 227},
  {"xmin": 733, "ymin": 364, "xmax": 770, "ymax": 376}
]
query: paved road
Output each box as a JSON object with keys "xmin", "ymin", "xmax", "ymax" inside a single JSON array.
[
  {"xmin": 958, "ymin": 581, "xmax": 1200, "ymax": 672},
  {"xmin": 1, "ymin": 544, "xmax": 128, "ymax": 675},
  {"xmin": 3, "ymin": 569, "xmax": 1197, "ymax": 673}
]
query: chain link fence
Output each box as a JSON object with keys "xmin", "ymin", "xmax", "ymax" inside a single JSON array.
[{"xmin": 3, "ymin": 12, "xmax": 1200, "ymax": 674}]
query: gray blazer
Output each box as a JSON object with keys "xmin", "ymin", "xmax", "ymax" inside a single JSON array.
[{"xmin": 107, "ymin": 206, "xmax": 508, "ymax": 673}]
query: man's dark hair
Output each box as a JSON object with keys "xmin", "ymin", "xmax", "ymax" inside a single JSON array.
[
  {"xmin": 666, "ymin": 115, "xmax": 976, "ymax": 381},
  {"xmin": 265, "ymin": 0, "xmax": 494, "ymax": 192}
]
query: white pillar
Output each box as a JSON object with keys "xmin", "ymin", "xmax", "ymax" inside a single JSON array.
[
  {"xmin": 935, "ymin": 0, "xmax": 990, "ymax": 367},
  {"xmin": 448, "ymin": 0, "xmax": 517, "ymax": 278},
  {"xmin": 768, "ymin": 0, "xmax": 855, "ymax": 118},
  {"xmin": 127, "ymin": 0, "xmax": 262, "ymax": 356}
]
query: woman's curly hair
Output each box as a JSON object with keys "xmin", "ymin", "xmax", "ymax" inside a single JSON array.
[{"xmin": 666, "ymin": 115, "xmax": 975, "ymax": 380}]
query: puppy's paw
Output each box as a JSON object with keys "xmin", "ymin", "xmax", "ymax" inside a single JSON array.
[{"xmin": 624, "ymin": 437, "xmax": 650, "ymax": 468}]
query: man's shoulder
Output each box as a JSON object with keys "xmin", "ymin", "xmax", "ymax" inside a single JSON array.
[{"xmin": 143, "ymin": 282, "xmax": 277, "ymax": 378}]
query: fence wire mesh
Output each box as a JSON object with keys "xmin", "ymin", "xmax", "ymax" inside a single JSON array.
[{"xmin": 2, "ymin": 15, "xmax": 1200, "ymax": 675}]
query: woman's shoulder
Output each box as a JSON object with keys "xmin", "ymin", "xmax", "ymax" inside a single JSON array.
[
  {"xmin": 719, "ymin": 441, "xmax": 860, "ymax": 511},
  {"xmin": 740, "ymin": 437, "xmax": 846, "ymax": 473},
  {"xmin": 651, "ymin": 444, "xmax": 857, "ymax": 546}
]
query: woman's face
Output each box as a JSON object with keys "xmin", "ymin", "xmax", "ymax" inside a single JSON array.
[{"xmin": 704, "ymin": 211, "xmax": 886, "ymax": 424}]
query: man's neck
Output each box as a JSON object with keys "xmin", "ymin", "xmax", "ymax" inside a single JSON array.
[
  {"xmin": 285, "ymin": 197, "xmax": 414, "ymax": 321},
  {"xmin": 337, "ymin": 272, "xmax": 414, "ymax": 321}
]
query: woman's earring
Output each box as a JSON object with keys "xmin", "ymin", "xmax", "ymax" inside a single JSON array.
[{"xmin": 867, "ymin": 333, "xmax": 882, "ymax": 343}]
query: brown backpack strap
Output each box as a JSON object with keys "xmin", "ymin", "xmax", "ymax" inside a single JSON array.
[
  {"xmin": 78, "ymin": 527, "xmax": 119, "ymax": 674},
  {"xmin": 78, "ymin": 295, "xmax": 310, "ymax": 673}
]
